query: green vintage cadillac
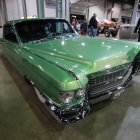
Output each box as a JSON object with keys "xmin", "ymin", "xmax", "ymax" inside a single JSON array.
[{"xmin": 0, "ymin": 18, "xmax": 140, "ymax": 123}]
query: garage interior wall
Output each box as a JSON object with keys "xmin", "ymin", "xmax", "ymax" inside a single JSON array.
[
  {"xmin": 5, "ymin": 0, "xmax": 56, "ymax": 20},
  {"xmin": 88, "ymin": 0, "xmax": 106, "ymax": 20},
  {"xmin": 122, "ymin": 4, "xmax": 133, "ymax": 18},
  {"xmin": 44, "ymin": 0, "xmax": 71, "ymax": 19},
  {"xmin": 71, "ymin": 7, "xmax": 86, "ymax": 16},
  {"xmin": 0, "ymin": 0, "xmax": 140, "ymax": 28},
  {"xmin": 5, "ymin": 0, "xmax": 23, "ymax": 20},
  {"xmin": 44, "ymin": 0, "xmax": 56, "ymax": 17},
  {"xmin": 25, "ymin": 0, "xmax": 37, "ymax": 17},
  {"xmin": 5, "ymin": 0, "xmax": 38, "ymax": 19},
  {"xmin": 88, "ymin": 1, "xmax": 134, "ymax": 22},
  {"xmin": 112, "ymin": 3, "xmax": 122, "ymax": 19}
]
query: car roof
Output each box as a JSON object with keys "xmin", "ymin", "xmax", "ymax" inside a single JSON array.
[{"xmin": 5, "ymin": 18, "xmax": 64, "ymax": 26}]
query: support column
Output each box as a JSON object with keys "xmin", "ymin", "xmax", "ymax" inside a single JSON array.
[
  {"xmin": 59, "ymin": 0, "xmax": 70, "ymax": 21},
  {"xmin": 36, "ymin": 0, "xmax": 45, "ymax": 18},
  {"xmin": 62, "ymin": 0, "xmax": 66, "ymax": 19},
  {"xmin": 0, "ymin": 0, "xmax": 8, "ymax": 37},
  {"xmin": 131, "ymin": 0, "xmax": 139, "ymax": 24},
  {"xmin": 22, "ymin": 0, "xmax": 27, "ymax": 19},
  {"xmin": 56, "ymin": 0, "xmax": 62, "ymax": 18},
  {"xmin": 66, "ymin": 0, "xmax": 70, "ymax": 21},
  {"xmin": 86, "ymin": 8, "xmax": 89, "ymax": 22}
]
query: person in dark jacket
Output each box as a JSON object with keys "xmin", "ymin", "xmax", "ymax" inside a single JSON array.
[
  {"xmin": 134, "ymin": 18, "xmax": 140, "ymax": 42},
  {"xmin": 89, "ymin": 13, "xmax": 98, "ymax": 37}
]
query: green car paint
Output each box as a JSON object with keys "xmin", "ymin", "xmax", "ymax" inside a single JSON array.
[{"xmin": 0, "ymin": 18, "xmax": 140, "ymax": 123}]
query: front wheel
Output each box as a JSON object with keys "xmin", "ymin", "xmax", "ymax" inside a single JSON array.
[{"xmin": 104, "ymin": 30, "xmax": 110, "ymax": 37}]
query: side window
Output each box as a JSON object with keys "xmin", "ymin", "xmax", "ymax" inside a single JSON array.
[{"xmin": 4, "ymin": 25, "xmax": 18, "ymax": 43}]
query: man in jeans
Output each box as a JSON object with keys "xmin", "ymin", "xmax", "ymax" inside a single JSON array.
[
  {"xmin": 134, "ymin": 18, "xmax": 140, "ymax": 42},
  {"xmin": 89, "ymin": 13, "xmax": 98, "ymax": 37}
]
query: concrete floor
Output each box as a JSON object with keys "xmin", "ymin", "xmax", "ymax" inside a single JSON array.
[{"xmin": 0, "ymin": 47, "xmax": 140, "ymax": 140}]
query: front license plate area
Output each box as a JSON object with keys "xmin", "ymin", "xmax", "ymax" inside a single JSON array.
[{"xmin": 113, "ymin": 88, "xmax": 125, "ymax": 99}]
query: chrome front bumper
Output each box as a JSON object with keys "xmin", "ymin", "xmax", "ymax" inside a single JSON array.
[{"xmin": 44, "ymin": 99, "xmax": 90, "ymax": 124}]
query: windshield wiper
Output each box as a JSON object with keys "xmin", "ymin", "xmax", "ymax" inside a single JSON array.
[
  {"xmin": 56, "ymin": 33, "xmax": 77, "ymax": 37},
  {"xmin": 31, "ymin": 37, "xmax": 57, "ymax": 44},
  {"xmin": 31, "ymin": 33, "xmax": 77, "ymax": 44}
]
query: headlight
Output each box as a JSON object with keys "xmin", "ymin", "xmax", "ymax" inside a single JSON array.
[
  {"xmin": 60, "ymin": 88, "xmax": 86, "ymax": 104},
  {"xmin": 60, "ymin": 91, "xmax": 74, "ymax": 104},
  {"xmin": 76, "ymin": 88, "xmax": 86, "ymax": 97}
]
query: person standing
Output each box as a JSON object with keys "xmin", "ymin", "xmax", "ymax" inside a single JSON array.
[
  {"xmin": 89, "ymin": 13, "xmax": 98, "ymax": 37},
  {"xmin": 71, "ymin": 18, "xmax": 77, "ymax": 29},
  {"xmin": 134, "ymin": 18, "xmax": 140, "ymax": 42},
  {"xmin": 76, "ymin": 21, "xmax": 81, "ymax": 33},
  {"xmin": 81, "ymin": 19, "xmax": 88, "ymax": 35}
]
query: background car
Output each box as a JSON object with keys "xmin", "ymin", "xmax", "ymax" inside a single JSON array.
[
  {"xmin": 97, "ymin": 19, "xmax": 119, "ymax": 37},
  {"xmin": 119, "ymin": 24, "xmax": 138, "ymax": 40}
]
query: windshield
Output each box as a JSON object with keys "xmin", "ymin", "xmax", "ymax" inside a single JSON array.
[{"xmin": 15, "ymin": 19, "xmax": 76, "ymax": 43}]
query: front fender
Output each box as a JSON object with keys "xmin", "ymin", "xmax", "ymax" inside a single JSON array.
[{"xmin": 20, "ymin": 48, "xmax": 88, "ymax": 107}]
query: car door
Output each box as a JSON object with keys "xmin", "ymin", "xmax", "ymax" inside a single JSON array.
[{"xmin": 1, "ymin": 25, "xmax": 24, "ymax": 73}]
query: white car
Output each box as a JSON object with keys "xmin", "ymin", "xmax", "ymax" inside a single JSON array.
[{"xmin": 119, "ymin": 24, "xmax": 138, "ymax": 40}]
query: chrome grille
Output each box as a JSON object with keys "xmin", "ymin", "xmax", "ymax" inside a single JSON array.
[
  {"xmin": 88, "ymin": 68, "xmax": 127, "ymax": 98},
  {"xmin": 89, "ymin": 69, "xmax": 124, "ymax": 88}
]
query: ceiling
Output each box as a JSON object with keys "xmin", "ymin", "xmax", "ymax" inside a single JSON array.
[
  {"xmin": 71, "ymin": 0, "xmax": 97, "ymax": 14},
  {"xmin": 71, "ymin": 0, "xmax": 97, "ymax": 7}
]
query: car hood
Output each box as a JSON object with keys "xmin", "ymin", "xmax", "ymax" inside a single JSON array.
[{"xmin": 23, "ymin": 36, "xmax": 140, "ymax": 75}]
